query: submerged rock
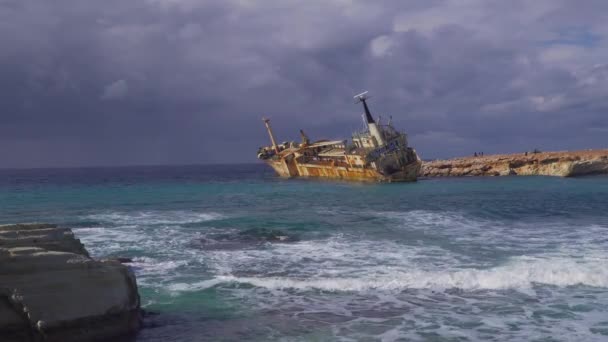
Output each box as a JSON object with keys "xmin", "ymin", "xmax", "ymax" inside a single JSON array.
[
  {"xmin": 0, "ymin": 223, "xmax": 141, "ymax": 342},
  {"xmin": 238, "ymin": 228, "xmax": 298, "ymax": 243},
  {"xmin": 113, "ymin": 257, "xmax": 134, "ymax": 264},
  {"xmin": 196, "ymin": 228, "xmax": 298, "ymax": 251}
]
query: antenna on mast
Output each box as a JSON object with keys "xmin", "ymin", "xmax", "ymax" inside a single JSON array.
[{"xmin": 353, "ymin": 91, "xmax": 369, "ymax": 102}]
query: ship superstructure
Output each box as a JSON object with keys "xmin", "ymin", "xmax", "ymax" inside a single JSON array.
[{"xmin": 257, "ymin": 92, "xmax": 421, "ymax": 182}]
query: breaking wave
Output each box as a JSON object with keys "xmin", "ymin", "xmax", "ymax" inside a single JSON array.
[
  {"xmin": 130, "ymin": 257, "xmax": 190, "ymax": 276},
  {"xmin": 166, "ymin": 254, "xmax": 608, "ymax": 293},
  {"xmin": 73, "ymin": 210, "xmax": 225, "ymax": 257},
  {"xmin": 84, "ymin": 210, "xmax": 224, "ymax": 226}
]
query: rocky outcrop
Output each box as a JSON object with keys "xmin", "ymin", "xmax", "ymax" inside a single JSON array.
[
  {"xmin": 420, "ymin": 149, "xmax": 608, "ymax": 177},
  {"xmin": 0, "ymin": 223, "xmax": 141, "ymax": 342}
]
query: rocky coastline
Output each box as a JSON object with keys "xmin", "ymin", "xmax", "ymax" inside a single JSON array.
[
  {"xmin": 420, "ymin": 149, "xmax": 608, "ymax": 178},
  {"xmin": 0, "ymin": 223, "xmax": 141, "ymax": 342}
]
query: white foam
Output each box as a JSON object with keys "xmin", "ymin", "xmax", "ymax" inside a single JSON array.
[
  {"xmin": 203, "ymin": 255, "xmax": 608, "ymax": 292},
  {"xmin": 202, "ymin": 235, "xmax": 459, "ymax": 280},
  {"xmin": 381, "ymin": 210, "xmax": 608, "ymax": 255},
  {"xmin": 85, "ymin": 210, "xmax": 224, "ymax": 225},
  {"xmin": 130, "ymin": 257, "xmax": 189, "ymax": 275},
  {"xmin": 166, "ymin": 278, "xmax": 226, "ymax": 293},
  {"xmin": 72, "ymin": 225, "xmax": 148, "ymax": 256},
  {"xmin": 73, "ymin": 210, "xmax": 225, "ymax": 258}
]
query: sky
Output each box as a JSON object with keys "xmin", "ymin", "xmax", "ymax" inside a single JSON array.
[{"xmin": 1, "ymin": 0, "xmax": 607, "ymax": 168}]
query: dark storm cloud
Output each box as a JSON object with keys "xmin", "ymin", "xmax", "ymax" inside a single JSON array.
[{"xmin": 1, "ymin": 0, "xmax": 607, "ymax": 167}]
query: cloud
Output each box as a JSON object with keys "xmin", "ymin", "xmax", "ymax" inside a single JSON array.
[
  {"xmin": 370, "ymin": 35, "xmax": 394, "ymax": 57},
  {"xmin": 0, "ymin": 0, "xmax": 608, "ymax": 167},
  {"xmin": 101, "ymin": 80, "xmax": 129, "ymax": 100},
  {"xmin": 540, "ymin": 45, "xmax": 587, "ymax": 66}
]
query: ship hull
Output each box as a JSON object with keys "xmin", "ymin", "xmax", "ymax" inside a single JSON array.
[{"xmin": 264, "ymin": 158, "xmax": 421, "ymax": 182}]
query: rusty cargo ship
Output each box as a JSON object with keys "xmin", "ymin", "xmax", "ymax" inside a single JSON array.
[{"xmin": 257, "ymin": 92, "xmax": 422, "ymax": 182}]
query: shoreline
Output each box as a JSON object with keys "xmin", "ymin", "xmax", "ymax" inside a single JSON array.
[{"xmin": 420, "ymin": 149, "xmax": 608, "ymax": 178}]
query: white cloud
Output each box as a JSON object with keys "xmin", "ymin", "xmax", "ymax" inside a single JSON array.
[
  {"xmin": 392, "ymin": 0, "xmax": 560, "ymax": 40},
  {"xmin": 530, "ymin": 95, "xmax": 567, "ymax": 112},
  {"xmin": 370, "ymin": 35, "xmax": 393, "ymax": 57},
  {"xmin": 101, "ymin": 79, "xmax": 129, "ymax": 100},
  {"xmin": 540, "ymin": 45, "xmax": 586, "ymax": 65}
]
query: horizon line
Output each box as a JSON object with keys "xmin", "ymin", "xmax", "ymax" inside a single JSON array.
[{"xmin": 0, "ymin": 161, "xmax": 266, "ymax": 171}]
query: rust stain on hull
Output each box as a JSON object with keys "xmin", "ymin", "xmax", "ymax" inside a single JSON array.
[{"xmin": 266, "ymin": 159, "xmax": 421, "ymax": 182}]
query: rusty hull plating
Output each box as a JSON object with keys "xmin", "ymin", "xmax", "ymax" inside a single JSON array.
[{"xmin": 257, "ymin": 93, "xmax": 422, "ymax": 182}]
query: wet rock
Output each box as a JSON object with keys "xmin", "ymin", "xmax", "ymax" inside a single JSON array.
[
  {"xmin": 114, "ymin": 257, "xmax": 134, "ymax": 264},
  {"xmin": 196, "ymin": 228, "xmax": 298, "ymax": 251},
  {"xmin": 238, "ymin": 228, "xmax": 298, "ymax": 243},
  {"xmin": 0, "ymin": 223, "xmax": 89, "ymax": 257},
  {"xmin": 197, "ymin": 238, "xmax": 253, "ymax": 251},
  {"xmin": 0, "ymin": 223, "xmax": 142, "ymax": 342}
]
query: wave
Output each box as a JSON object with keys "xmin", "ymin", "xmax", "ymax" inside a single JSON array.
[
  {"xmin": 84, "ymin": 210, "xmax": 224, "ymax": 226},
  {"xmin": 130, "ymin": 257, "xmax": 190, "ymax": 276},
  {"xmin": 72, "ymin": 212, "xmax": 222, "ymax": 257},
  {"xmin": 168, "ymin": 255, "xmax": 608, "ymax": 293},
  {"xmin": 379, "ymin": 209, "xmax": 608, "ymax": 253},
  {"xmin": 166, "ymin": 279, "xmax": 226, "ymax": 292},
  {"xmin": 380, "ymin": 209, "xmax": 478, "ymax": 227},
  {"xmin": 73, "ymin": 209, "xmax": 608, "ymax": 297}
]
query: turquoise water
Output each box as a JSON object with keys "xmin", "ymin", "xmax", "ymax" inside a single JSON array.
[{"xmin": 1, "ymin": 165, "xmax": 608, "ymax": 341}]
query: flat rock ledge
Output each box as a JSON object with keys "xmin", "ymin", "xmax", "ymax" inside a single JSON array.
[
  {"xmin": 420, "ymin": 149, "xmax": 608, "ymax": 177},
  {"xmin": 0, "ymin": 223, "xmax": 141, "ymax": 342}
]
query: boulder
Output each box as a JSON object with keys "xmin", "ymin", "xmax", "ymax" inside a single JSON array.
[{"xmin": 0, "ymin": 223, "xmax": 141, "ymax": 342}]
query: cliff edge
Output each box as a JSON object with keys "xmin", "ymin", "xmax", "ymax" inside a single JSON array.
[
  {"xmin": 0, "ymin": 223, "xmax": 141, "ymax": 342},
  {"xmin": 420, "ymin": 149, "xmax": 608, "ymax": 177}
]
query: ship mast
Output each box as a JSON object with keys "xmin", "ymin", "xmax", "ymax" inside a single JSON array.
[
  {"xmin": 300, "ymin": 129, "xmax": 310, "ymax": 146},
  {"xmin": 354, "ymin": 91, "xmax": 385, "ymax": 146},
  {"xmin": 357, "ymin": 92, "xmax": 375, "ymax": 124},
  {"xmin": 262, "ymin": 117, "xmax": 280, "ymax": 154}
]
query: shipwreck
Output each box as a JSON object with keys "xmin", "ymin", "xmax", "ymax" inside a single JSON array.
[{"xmin": 257, "ymin": 92, "xmax": 421, "ymax": 182}]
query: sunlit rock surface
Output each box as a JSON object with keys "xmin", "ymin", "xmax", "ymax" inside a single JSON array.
[
  {"xmin": 421, "ymin": 149, "xmax": 608, "ymax": 177},
  {"xmin": 0, "ymin": 223, "xmax": 141, "ymax": 342}
]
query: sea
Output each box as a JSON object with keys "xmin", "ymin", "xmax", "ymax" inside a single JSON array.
[{"xmin": 1, "ymin": 164, "xmax": 607, "ymax": 341}]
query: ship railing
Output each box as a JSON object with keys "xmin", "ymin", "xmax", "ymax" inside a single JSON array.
[
  {"xmin": 352, "ymin": 131, "xmax": 370, "ymax": 139},
  {"xmin": 297, "ymin": 156, "xmax": 355, "ymax": 168}
]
